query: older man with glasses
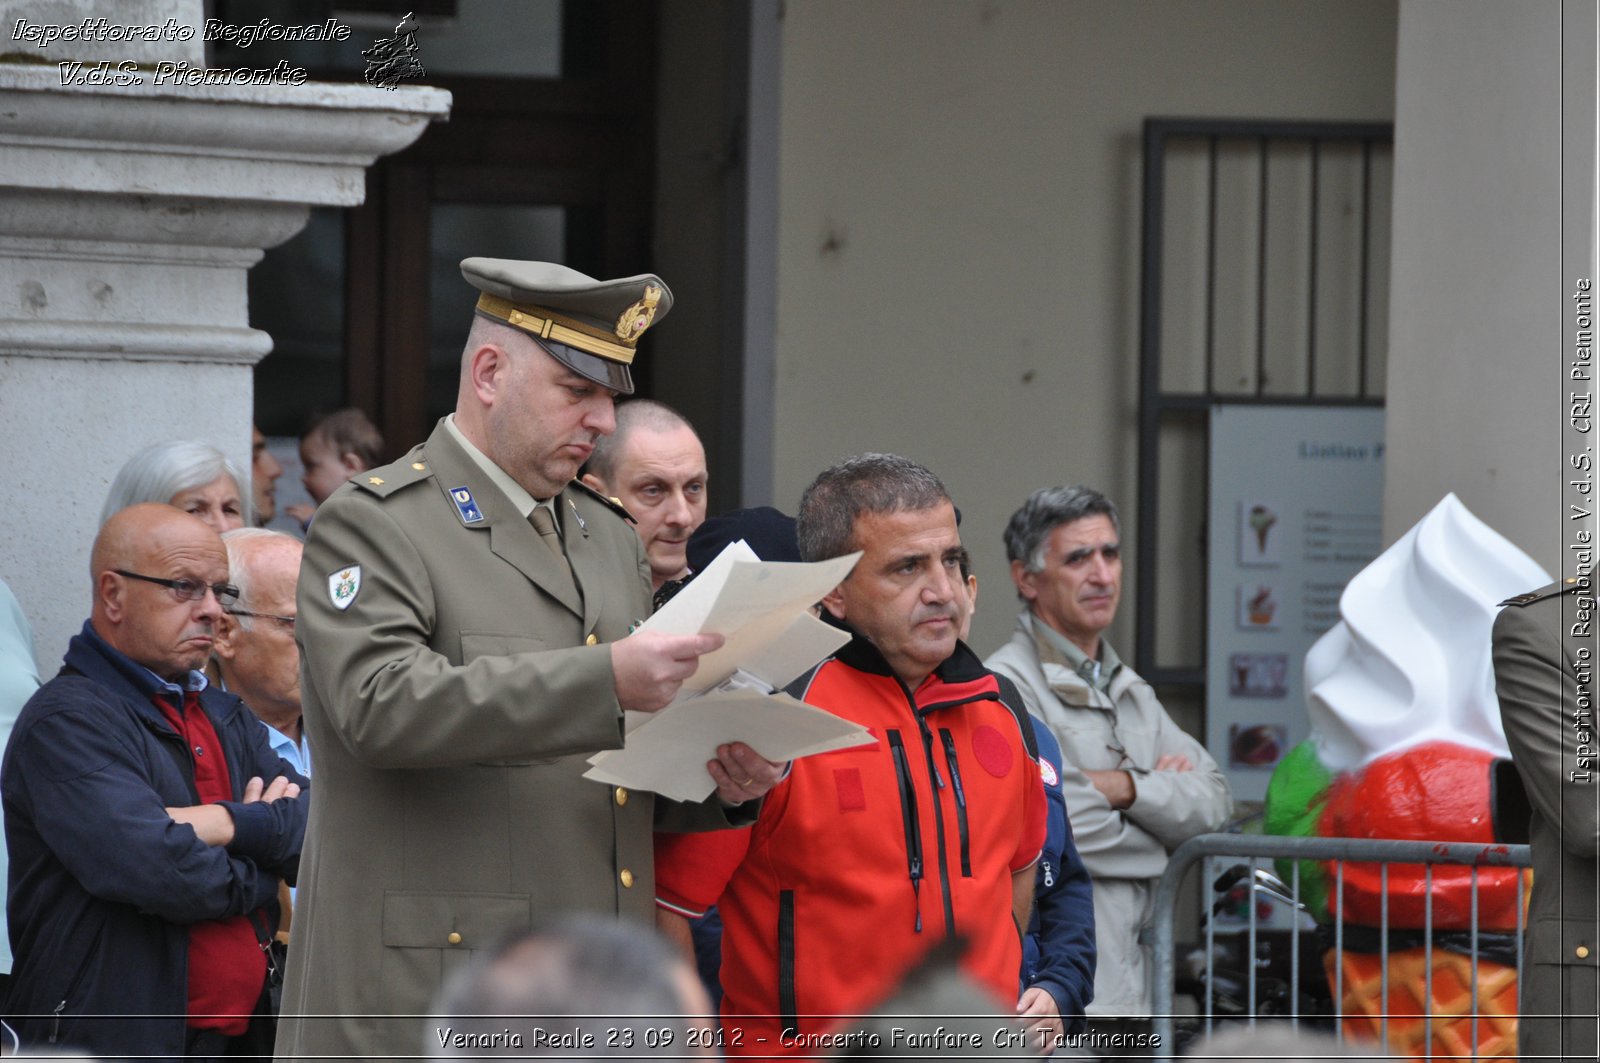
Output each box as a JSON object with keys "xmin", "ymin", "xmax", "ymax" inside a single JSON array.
[
  {"xmin": 1, "ymin": 503, "xmax": 308, "ymax": 1060},
  {"xmin": 216, "ymin": 529, "xmax": 308, "ymax": 780}
]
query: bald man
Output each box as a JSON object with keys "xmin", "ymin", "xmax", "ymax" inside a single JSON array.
[
  {"xmin": 2, "ymin": 504, "xmax": 308, "ymax": 1059},
  {"xmin": 217, "ymin": 529, "xmax": 308, "ymax": 778},
  {"xmin": 581, "ymin": 399, "xmax": 708, "ymax": 591}
]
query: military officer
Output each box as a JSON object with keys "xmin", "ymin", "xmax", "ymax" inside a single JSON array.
[
  {"xmin": 274, "ymin": 259, "xmax": 782, "ymax": 1061},
  {"xmin": 1493, "ymin": 576, "xmax": 1598, "ymax": 1063}
]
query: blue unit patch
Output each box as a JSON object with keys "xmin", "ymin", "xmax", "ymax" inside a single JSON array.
[{"xmin": 450, "ymin": 485, "xmax": 485, "ymax": 524}]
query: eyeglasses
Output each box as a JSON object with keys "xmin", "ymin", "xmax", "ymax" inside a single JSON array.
[
  {"xmin": 226, "ymin": 608, "xmax": 296, "ymax": 630},
  {"xmin": 114, "ymin": 569, "xmax": 239, "ymax": 606}
]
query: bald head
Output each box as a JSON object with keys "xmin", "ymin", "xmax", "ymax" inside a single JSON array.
[
  {"xmin": 216, "ymin": 529, "xmax": 304, "ymax": 733},
  {"xmin": 580, "ymin": 401, "xmax": 708, "ymax": 590},
  {"xmin": 584, "ymin": 400, "xmax": 697, "ymax": 484},
  {"xmin": 91, "ymin": 504, "xmax": 231, "ymax": 681}
]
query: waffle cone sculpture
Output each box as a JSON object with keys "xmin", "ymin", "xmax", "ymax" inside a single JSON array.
[{"xmin": 1324, "ymin": 945, "xmax": 1520, "ymax": 1059}]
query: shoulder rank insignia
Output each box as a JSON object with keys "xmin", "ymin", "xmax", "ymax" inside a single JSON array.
[
  {"xmin": 1499, "ymin": 576, "xmax": 1590, "ymax": 607},
  {"xmin": 353, "ymin": 453, "xmax": 431, "ymax": 498},
  {"xmin": 568, "ymin": 478, "xmax": 636, "ymax": 523},
  {"xmin": 449, "ymin": 485, "xmax": 485, "ymax": 524}
]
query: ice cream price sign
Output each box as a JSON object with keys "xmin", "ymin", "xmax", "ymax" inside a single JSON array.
[{"xmin": 1207, "ymin": 405, "xmax": 1386, "ymax": 800}]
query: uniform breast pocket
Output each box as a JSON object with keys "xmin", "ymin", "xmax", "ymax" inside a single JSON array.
[
  {"xmin": 1531, "ymin": 916, "xmax": 1600, "ymax": 967},
  {"xmin": 381, "ymin": 890, "xmax": 532, "ymax": 989},
  {"xmin": 459, "ymin": 632, "xmax": 547, "ymax": 661}
]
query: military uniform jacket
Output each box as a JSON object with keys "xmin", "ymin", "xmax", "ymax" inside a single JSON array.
[
  {"xmin": 1493, "ymin": 579, "xmax": 1598, "ymax": 1062},
  {"xmin": 274, "ymin": 421, "xmax": 738, "ymax": 1062}
]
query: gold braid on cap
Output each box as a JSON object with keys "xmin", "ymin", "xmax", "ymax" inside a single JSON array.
[{"xmin": 475, "ymin": 293, "xmax": 639, "ymax": 363}]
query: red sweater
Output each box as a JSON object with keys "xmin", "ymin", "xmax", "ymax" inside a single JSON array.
[{"xmin": 154, "ymin": 692, "xmax": 266, "ymax": 1034}]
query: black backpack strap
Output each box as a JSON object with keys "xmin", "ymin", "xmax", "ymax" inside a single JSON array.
[{"xmin": 991, "ymin": 672, "xmax": 1039, "ymax": 761}]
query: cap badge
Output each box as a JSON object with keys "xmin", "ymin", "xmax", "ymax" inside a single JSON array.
[{"xmin": 614, "ymin": 285, "xmax": 662, "ymax": 344}]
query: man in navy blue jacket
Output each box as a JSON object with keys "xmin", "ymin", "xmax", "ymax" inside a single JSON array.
[
  {"xmin": 953, "ymin": 554, "xmax": 1095, "ymax": 1051},
  {"xmin": 1022, "ymin": 717, "xmax": 1097, "ymax": 1038},
  {"xmin": 2, "ymin": 504, "xmax": 308, "ymax": 1059}
]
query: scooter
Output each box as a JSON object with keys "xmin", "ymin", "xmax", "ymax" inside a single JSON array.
[{"xmin": 1172, "ymin": 862, "xmax": 1336, "ymax": 1047}]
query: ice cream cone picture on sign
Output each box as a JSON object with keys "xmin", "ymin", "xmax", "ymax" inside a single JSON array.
[
  {"xmin": 1238, "ymin": 584, "xmax": 1280, "ymax": 629},
  {"xmin": 1239, "ymin": 499, "xmax": 1281, "ymax": 565}
]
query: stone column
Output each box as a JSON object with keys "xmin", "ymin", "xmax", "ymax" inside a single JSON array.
[{"xmin": 0, "ymin": 0, "xmax": 450, "ymax": 662}]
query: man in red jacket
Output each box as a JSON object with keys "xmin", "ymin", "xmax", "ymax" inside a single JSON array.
[{"xmin": 659, "ymin": 453, "xmax": 1046, "ymax": 1054}]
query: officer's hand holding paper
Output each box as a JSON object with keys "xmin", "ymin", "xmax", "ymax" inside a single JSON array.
[{"xmin": 584, "ymin": 540, "xmax": 874, "ymax": 802}]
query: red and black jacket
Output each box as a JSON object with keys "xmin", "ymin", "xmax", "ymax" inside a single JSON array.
[{"xmin": 709, "ymin": 633, "xmax": 1046, "ymax": 1053}]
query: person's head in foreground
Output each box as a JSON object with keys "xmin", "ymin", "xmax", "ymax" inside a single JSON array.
[{"xmin": 429, "ymin": 916, "xmax": 712, "ymax": 1059}]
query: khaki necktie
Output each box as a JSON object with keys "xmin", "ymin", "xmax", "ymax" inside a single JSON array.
[{"xmin": 529, "ymin": 505, "xmax": 572, "ymax": 577}]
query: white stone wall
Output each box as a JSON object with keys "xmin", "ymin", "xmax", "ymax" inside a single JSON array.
[
  {"xmin": 0, "ymin": 51, "xmax": 447, "ymax": 665},
  {"xmin": 1382, "ymin": 0, "xmax": 1589, "ymax": 575},
  {"xmin": 0, "ymin": 355, "xmax": 248, "ymax": 656}
]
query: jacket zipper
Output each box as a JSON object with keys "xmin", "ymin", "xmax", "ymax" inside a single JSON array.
[
  {"xmin": 886, "ymin": 730, "xmax": 925, "ymax": 932},
  {"xmin": 50, "ymin": 999, "xmax": 64, "ymax": 1044},
  {"xmin": 900, "ymin": 689, "xmax": 957, "ymax": 937},
  {"xmin": 939, "ymin": 729, "xmax": 972, "ymax": 877},
  {"xmin": 908, "ymin": 688, "xmax": 1007, "ymax": 934},
  {"xmin": 777, "ymin": 890, "xmax": 798, "ymax": 1036}
]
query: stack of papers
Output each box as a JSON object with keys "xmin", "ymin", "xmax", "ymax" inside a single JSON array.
[{"xmin": 583, "ymin": 541, "xmax": 876, "ymax": 802}]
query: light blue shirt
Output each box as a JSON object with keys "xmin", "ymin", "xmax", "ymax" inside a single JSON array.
[
  {"xmin": 262, "ymin": 720, "xmax": 309, "ymax": 904},
  {"xmin": 264, "ymin": 721, "xmax": 311, "ymax": 779},
  {"xmin": 0, "ymin": 580, "xmax": 40, "ymax": 975}
]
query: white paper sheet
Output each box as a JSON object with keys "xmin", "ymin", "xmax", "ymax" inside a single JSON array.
[
  {"xmin": 640, "ymin": 543, "xmax": 860, "ymax": 701},
  {"xmin": 584, "ymin": 689, "xmax": 875, "ymax": 803},
  {"xmin": 581, "ymin": 540, "xmax": 866, "ymax": 799}
]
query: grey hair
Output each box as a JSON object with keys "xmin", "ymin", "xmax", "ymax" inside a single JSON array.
[
  {"xmin": 100, "ymin": 440, "xmax": 250, "ymax": 527},
  {"xmin": 219, "ymin": 528, "xmax": 299, "ymax": 631},
  {"xmin": 796, "ymin": 453, "xmax": 950, "ymax": 562},
  {"xmin": 583, "ymin": 399, "xmax": 698, "ymax": 484},
  {"xmin": 1002, "ymin": 485, "xmax": 1120, "ymax": 574},
  {"xmin": 429, "ymin": 916, "xmax": 698, "ymax": 1059}
]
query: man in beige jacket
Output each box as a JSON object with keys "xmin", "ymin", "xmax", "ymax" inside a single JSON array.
[{"xmin": 986, "ymin": 485, "xmax": 1231, "ymax": 1047}]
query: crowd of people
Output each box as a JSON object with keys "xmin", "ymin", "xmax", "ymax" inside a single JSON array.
[{"xmin": 0, "ymin": 255, "xmax": 1253, "ymax": 1060}]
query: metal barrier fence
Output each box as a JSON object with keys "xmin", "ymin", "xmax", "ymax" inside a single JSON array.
[{"xmin": 1148, "ymin": 833, "xmax": 1532, "ymax": 1059}]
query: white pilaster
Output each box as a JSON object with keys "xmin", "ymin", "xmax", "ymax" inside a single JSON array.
[{"xmin": 0, "ymin": 49, "xmax": 449, "ymax": 663}]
